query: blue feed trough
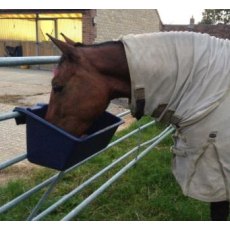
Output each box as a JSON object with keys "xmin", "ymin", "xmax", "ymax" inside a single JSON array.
[{"xmin": 14, "ymin": 104, "xmax": 123, "ymax": 171}]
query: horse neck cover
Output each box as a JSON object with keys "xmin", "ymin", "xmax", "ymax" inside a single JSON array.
[{"xmin": 120, "ymin": 32, "xmax": 230, "ymax": 202}]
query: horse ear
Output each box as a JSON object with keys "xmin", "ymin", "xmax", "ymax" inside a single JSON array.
[
  {"xmin": 60, "ymin": 33, "xmax": 75, "ymax": 46},
  {"xmin": 46, "ymin": 33, "xmax": 74, "ymax": 55}
]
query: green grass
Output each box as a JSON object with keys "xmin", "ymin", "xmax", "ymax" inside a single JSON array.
[{"xmin": 0, "ymin": 117, "xmax": 210, "ymax": 221}]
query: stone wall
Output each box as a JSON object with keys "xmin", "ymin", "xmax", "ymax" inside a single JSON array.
[{"xmin": 95, "ymin": 9, "xmax": 162, "ymax": 42}]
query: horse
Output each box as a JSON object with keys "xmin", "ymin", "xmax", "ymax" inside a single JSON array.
[{"xmin": 45, "ymin": 32, "xmax": 230, "ymax": 220}]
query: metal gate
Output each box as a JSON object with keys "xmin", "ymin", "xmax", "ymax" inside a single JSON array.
[{"xmin": 0, "ymin": 57, "xmax": 175, "ymax": 220}]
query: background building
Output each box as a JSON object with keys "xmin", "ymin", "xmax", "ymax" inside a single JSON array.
[
  {"xmin": 0, "ymin": 9, "xmax": 162, "ymax": 63},
  {"xmin": 163, "ymin": 17, "xmax": 230, "ymax": 40}
]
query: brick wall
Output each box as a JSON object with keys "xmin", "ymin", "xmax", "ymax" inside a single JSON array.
[
  {"xmin": 94, "ymin": 9, "xmax": 162, "ymax": 42},
  {"xmin": 163, "ymin": 23, "xmax": 230, "ymax": 40},
  {"xmin": 82, "ymin": 10, "xmax": 97, "ymax": 44}
]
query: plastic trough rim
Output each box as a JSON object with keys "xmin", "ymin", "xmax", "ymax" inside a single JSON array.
[{"xmin": 14, "ymin": 106, "xmax": 124, "ymax": 141}]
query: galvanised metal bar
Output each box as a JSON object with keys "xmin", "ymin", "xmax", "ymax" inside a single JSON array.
[
  {"xmin": 105, "ymin": 120, "xmax": 155, "ymax": 149},
  {"xmin": 0, "ymin": 172, "xmax": 58, "ymax": 214},
  {"xmin": 0, "ymin": 117, "xmax": 155, "ymax": 214},
  {"xmin": 116, "ymin": 110, "xmax": 130, "ymax": 117},
  {"xmin": 0, "ymin": 153, "xmax": 27, "ymax": 170},
  {"xmin": 61, "ymin": 126, "xmax": 175, "ymax": 221},
  {"xmin": 27, "ymin": 172, "xmax": 65, "ymax": 221},
  {"xmin": 32, "ymin": 126, "xmax": 172, "ymax": 220},
  {"xmin": 0, "ymin": 111, "xmax": 21, "ymax": 121},
  {"xmin": 0, "ymin": 56, "xmax": 60, "ymax": 67},
  {"xmin": 0, "ymin": 110, "xmax": 25, "ymax": 170}
]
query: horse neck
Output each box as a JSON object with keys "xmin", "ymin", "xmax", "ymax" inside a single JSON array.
[{"xmin": 84, "ymin": 42, "xmax": 131, "ymax": 100}]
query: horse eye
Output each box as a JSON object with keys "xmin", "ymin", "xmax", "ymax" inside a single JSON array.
[{"xmin": 52, "ymin": 84, "xmax": 64, "ymax": 93}]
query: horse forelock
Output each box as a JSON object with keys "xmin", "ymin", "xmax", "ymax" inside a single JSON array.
[
  {"xmin": 54, "ymin": 54, "xmax": 80, "ymax": 79},
  {"xmin": 53, "ymin": 55, "xmax": 70, "ymax": 76}
]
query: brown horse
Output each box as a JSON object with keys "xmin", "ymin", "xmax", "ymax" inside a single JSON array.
[
  {"xmin": 45, "ymin": 33, "xmax": 229, "ymax": 221},
  {"xmin": 45, "ymin": 34, "xmax": 131, "ymax": 136}
]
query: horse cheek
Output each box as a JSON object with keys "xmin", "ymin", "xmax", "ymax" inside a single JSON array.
[{"xmin": 46, "ymin": 92, "xmax": 62, "ymax": 122}]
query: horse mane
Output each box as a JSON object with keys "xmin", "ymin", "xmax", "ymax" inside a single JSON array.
[
  {"xmin": 58, "ymin": 40, "xmax": 122, "ymax": 66},
  {"xmin": 74, "ymin": 40, "xmax": 121, "ymax": 48}
]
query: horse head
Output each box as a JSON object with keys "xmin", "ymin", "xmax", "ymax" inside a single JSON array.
[{"xmin": 45, "ymin": 34, "xmax": 131, "ymax": 136}]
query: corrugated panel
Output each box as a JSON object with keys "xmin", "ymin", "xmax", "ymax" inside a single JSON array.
[
  {"xmin": 57, "ymin": 19, "xmax": 82, "ymax": 42},
  {"xmin": 38, "ymin": 20, "xmax": 56, "ymax": 42},
  {"xmin": 0, "ymin": 19, "xmax": 36, "ymax": 41},
  {"xmin": 0, "ymin": 15, "xmax": 82, "ymax": 42}
]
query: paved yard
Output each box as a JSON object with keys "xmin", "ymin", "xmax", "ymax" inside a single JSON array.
[
  {"xmin": 0, "ymin": 67, "xmax": 132, "ymax": 163},
  {"xmin": 0, "ymin": 67, "xmax": 52, "ymax": 162}
]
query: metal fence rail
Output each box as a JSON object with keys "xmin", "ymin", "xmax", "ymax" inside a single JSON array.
[
  {"xmin": 0, "ymin": 56, "xmax": 60, "ymax": 67},
  {"xmin": 0, "ymin": 56, "xmax": 175, "ymax": 220}
]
